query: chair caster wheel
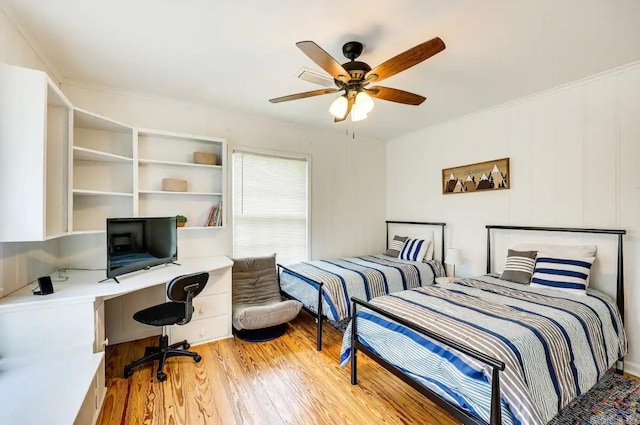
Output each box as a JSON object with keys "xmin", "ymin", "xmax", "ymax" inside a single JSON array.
[
  {"xmin": 183, "ymin": 343, "xmax": 190, "ymax": 349},
  {"xmin": 157, "ymin": 372, "xmax": 167, "ymax": 382},
  {"xmin": 194, "ymin": 354, "xmax": 202, "ymax": 363},
  {"xmin": 124, "ymin": 367, "xmax": 133, "ymax": 378}
]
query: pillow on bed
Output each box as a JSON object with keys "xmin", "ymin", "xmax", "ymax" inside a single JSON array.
[
  {"xmin": 500, "ymin": 249, "xmax": 537, "ymax": 284},
  {"xmin": 398, "ymin": 238, "xmax": 429, "ymax": 262},
  {"xmin": 530, "ymin": 253, "xmax": 595, "ymax": 295},
  {"xmin": 385, "ymin": 235, "xmax": 408, "ymax": 257}
]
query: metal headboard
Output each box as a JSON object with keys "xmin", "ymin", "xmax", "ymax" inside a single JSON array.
[
  {"xmin": 486, "ymin": 225, "xmax": 626, "ymax": 323},
  {"xmin": 386, "ymin": 220, "xmax": 447, "ymax": 261}
]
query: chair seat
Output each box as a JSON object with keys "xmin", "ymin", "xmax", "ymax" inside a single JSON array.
[
  {"xmin": 233, "ymin": 299, "xmax": 302, "ymax": 331},
  {"xmin": 133, "ymin": 302, "xmax": 189, "ymax": 326}
]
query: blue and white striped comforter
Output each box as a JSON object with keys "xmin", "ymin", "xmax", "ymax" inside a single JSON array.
[
  {"xmin": 340, "ymin": 275, "xmax": 627, "ymax": 425},
  {"xmin": 279, "ymin": 254, "xmax": 444, "ymax": 322}
]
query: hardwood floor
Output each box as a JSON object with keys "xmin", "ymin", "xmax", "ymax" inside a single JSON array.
[{"xmin": 97, "ymin": 311, "xmax": 459, "ymax": 425}]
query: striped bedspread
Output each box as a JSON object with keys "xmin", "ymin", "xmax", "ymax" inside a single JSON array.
[
  {"xmin": 279, "ymin": 254, "xmax": 444, "ymax": 322},
  {"xmin": 340, "ymin": 275, "xmax": 627, "ymax": 425}
]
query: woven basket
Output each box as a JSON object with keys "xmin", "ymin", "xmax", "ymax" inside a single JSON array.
[
  {"xmin": 193, "ymin": 152, "xmax": 218, "ymax": 166},
  {"xmin": 162, "ymin": 178, "xmax": 187, "ymax": 192}
]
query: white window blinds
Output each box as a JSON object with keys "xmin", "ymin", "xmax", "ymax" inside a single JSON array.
[{"xmin": 232, "ymin": 151, "xmax": 309, "ymax": 265}]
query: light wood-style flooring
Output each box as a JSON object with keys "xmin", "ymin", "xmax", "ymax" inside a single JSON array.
[{"xmin": 97, "ymin": 311, "xmax": 459, "ymax": 425}]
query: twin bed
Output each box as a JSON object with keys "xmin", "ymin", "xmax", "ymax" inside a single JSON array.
[
  {"xmin": 278, "ymin": 222, "xmax": 628, "ymax": 425},
  {"xmin": 278, "ymin": 221, "xmax": 446, "ymax": 350}
]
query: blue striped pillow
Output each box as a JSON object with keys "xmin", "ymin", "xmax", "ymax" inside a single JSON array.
[
  {"xmin": 398, "ymin": 238, "xmax": 429, "ymax": 262},
  {"xmin": 530, "ymin": 253, "xmax": 595, "ymax": 295}
]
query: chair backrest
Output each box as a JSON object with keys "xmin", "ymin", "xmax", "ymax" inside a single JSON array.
[
  {"xmin": 167, "ymin": 271, "xmax": 209, "ymax": 325},
  {"xmin": 232, "ymin": 254, "xmax": 281, "ymax": 306}
]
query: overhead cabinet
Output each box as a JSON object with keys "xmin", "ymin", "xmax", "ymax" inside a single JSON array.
[{"xmin": 0, "ymin": 64, "xmax": 72, "ymax": 242}]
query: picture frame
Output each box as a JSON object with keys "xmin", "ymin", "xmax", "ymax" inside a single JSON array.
[{"xmin": 442, "ymin": 157, "xmax": 510, "ymax": 194}]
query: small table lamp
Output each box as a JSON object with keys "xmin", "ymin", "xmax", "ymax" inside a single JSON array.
[{"xmin": 445, "ymin": 248, "xmax": 464, "ymax": 278}]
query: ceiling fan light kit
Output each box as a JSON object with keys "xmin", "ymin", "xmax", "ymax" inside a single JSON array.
[{"xmin": 269, "ymin": 37, "xmax": 445, "ymax": 123}]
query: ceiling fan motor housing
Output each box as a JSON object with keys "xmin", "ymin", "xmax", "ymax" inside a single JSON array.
[{"xmin": 335, "ymin": 60, "xmax": 372, "ymax": 87}]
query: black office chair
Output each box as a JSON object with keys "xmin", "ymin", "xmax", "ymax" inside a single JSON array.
[{"xmin": 123, "ymin": 271, "xmax": 209, "ymax": 382}]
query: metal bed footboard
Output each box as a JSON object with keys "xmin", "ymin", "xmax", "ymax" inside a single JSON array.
[
  {"xmin": 277, "ymin": 263, "xmax": 325, "ymax": 351},
  {"xmin": 350, "ymin": 297, "xmax": 506, "ymax": 425}
]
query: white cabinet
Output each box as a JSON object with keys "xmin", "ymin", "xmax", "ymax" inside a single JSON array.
[
  {"xmin": 71, "ymin": 108, "xmax": 135, "ymax": 233},
  {"xmin": 137, "ymin": 129, "xmax": 226, "ymax": 229},
  {"xmin": 0, "ymin": 63, "xmax": 72, "ymax": 241},
  {"xmin": 168, "ymin": 268, "xmax": 232, "ymax": 345}
]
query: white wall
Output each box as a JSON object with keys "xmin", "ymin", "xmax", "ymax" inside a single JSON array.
[
  {"xmin": 0, "ymin": 7, "xmax": 60, "ymax": 298},
  {"xmin": 59, "ymin": 82, "xmax": 387, "ymax": 267},
  {"xmin": 386, "ymin": 62, "xmax": 640, "ymax": 373}
]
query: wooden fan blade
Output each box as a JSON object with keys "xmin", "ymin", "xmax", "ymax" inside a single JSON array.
[
  {"xmin": 269, "ymin": 88, "xmax": 338, "ymax": 103},
  {"xmin": 365, "ymin": 37, "xmax": 445, "ymax": 83},
  {"xmin": 334, "ymin": 97, "xmax": 354, "ymax": 122},
  {"xmin": 366, "ymin": 86, "xmax": 426, "ymax": 105},
  {"xmin": 296, "ymin": 41, "xmax": 350, "ymax": 83}
]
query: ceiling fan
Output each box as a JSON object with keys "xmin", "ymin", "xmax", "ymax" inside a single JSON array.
[{"xmin": 269, "ymin": 37, "xmax": 445, "ymax": 122}]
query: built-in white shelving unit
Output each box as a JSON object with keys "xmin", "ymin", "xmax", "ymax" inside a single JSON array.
[
  {"xmin": 0, "ymin": 65, "xmax": 227, "ymax": 237},
  {"xmin": 0, "ymin": 64, "xmax": 72, "ymax": 242},
  {"xmin": 71, "ymin": 108, "xmax": 135, "ymax": 232},
  {"xmin": 137, "ymin": 129, "xmax": 226, "ymax": 229}
]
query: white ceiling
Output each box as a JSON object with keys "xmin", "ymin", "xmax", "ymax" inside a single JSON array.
[{"xmin": 3, "ymin": 0, "xmax": 640, "ymax": 140}]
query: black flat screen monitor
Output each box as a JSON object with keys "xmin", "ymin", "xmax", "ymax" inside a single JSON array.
[{"xmin": 106, "ymin": 217, "xmax": 178, "ymax": 280}]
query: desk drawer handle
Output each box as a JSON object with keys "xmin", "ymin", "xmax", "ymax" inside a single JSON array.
[
  {"xmin": 199, "ymin": 331, "xmax": 206, "ymax": 337},
  {"xmin": 198, "ymin": 307, "xmax": 205, "ymax": 314},
  {"xmin": 103, "ymin": 338, "xmax": 109, "ymax": 347}
]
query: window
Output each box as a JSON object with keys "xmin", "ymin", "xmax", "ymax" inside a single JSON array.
[{"xmin": 232, "ymin": 150, "xmax": 309, "ymax": 264}]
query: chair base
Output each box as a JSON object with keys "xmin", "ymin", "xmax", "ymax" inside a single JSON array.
[
  {"xmin": 234, "ymin": 323, "xmax": 288, "ymax": 342},
  {"xmin": 123, "ymin": 334, "xmax": 201, "ymax": 382}
]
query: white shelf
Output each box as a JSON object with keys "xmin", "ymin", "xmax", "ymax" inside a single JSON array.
[
  {"xmin": 137, "ymin": 128, "xmax": 225, "ymax": 144},
  {"xmin": 73, "ymin": 189, "xmax": 134, "ymax": 197},
  {"xmin": 178, "ymin": 226, "xmax": 223, "ymax": 230},
  {"xmin": 70, "ymin": 230, "xmax": 105, "ymax": 235},
  {"xmin": 74, "ymin": 108, "xmax": 132, "ymax": 133},
  {"xmin": 138, "ymin": 190, "xmax": 222, "ymax": 196},
  {"xmin": 73, "ymin": 147, "xmax": 133, "ymax": 164},
  {"xmin": 138, "ymin": 158, "xmax": 221, "ymax": 169}
]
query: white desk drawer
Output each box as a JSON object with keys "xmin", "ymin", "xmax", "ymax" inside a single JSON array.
[
  {"xmin": 192, "ymin": 293, "xmax": 230, "ymax": 320},
  {"xmin": 171, "ymin": 315, "xmax": 229, "ymax": 345},
  {"xmin": 200, "ymin": 269, "xmax": 231, "ymax": 296}
]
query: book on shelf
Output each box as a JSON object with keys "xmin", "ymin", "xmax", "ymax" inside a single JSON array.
[
  {"xmin": 204, "ymin": 206, "xmax": 216, "ymax": 227},
  {"xmin": 216, "ymin": 203, "xmax": 222, "ymax": 226}
]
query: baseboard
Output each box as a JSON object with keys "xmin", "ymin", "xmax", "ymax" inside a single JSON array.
[{"xmin": 623, "ymin": 360, "xmax": 640, "ymax": 378}]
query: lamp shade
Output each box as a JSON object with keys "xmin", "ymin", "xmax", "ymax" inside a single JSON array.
[
  {"xmin": 329, "ymin": 95, "xmax": 348, "ymax": 118},
  {"xmin": 351, "ymin": 104, "xmax": 368, "ymax": 122},
  {"xmin": 445, "ymin": 248, "xmax": 463, "ymax": 265},
  {"xmin": 355, "ymin": 91, "xmax": 374, "ymax": 113}
]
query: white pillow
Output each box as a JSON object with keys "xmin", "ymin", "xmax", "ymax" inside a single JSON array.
[
  {"xmin": 418, "ymin": 231, "xmax": 435, "ymax": 260},
  {"xmin": 530, "ymin": 253, "xmax": 595, "ymax": 295},
  {"xmin": 398, "ymin": 238, "xmax": 429, "ymax": 262}
]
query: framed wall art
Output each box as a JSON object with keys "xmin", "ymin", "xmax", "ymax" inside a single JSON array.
[{"xmin": 442, "ymin": 157, "xmax": 509, "ymax": 194}]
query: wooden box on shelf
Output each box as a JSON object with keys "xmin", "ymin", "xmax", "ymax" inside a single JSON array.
[
  {"xmin": 162, "ymin": 178, "xmax": 187, "ymax": 192},
  {"xmin": 193, "ymin": 152, "xmax": 218, "ymax": 166}
]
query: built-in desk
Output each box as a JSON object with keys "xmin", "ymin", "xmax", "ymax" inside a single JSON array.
[{"xmin": 0, "ymin": 255, "xmax": 233, "ymax": 425}]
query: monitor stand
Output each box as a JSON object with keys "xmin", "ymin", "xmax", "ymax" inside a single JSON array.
[{"xmin": 98, "ymin": 276, "xmax": 120, "ymax": 284}]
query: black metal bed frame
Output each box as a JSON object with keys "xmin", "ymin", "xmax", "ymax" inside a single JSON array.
[
  {"xmin": 350, "ymin": 224, "xmax": 626, "ymax": 425},
  {"xmin": 277, "ymin": 220, "xmax": 447, "ymax": 351}
]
